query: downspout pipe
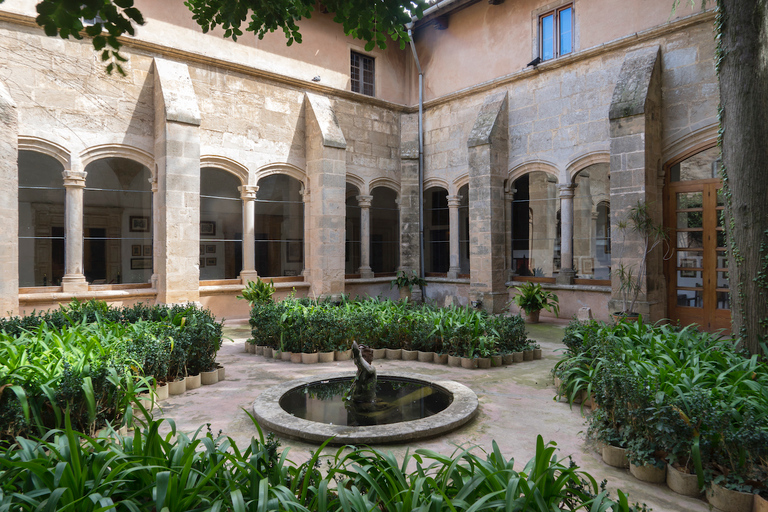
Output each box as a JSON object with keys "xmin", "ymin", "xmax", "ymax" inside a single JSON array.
[{"xmin": 406, "ymin": 25, "xmax": 425, "ymax": 282}]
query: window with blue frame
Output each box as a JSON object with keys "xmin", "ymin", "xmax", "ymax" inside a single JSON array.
[{"xmin": 540, "ymin": 5, "xmax": 573, "ymax": 61}]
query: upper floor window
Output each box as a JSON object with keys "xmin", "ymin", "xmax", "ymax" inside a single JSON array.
[
  {"xmin": 540, "ymin": 4, "xmax": 573, "ymax": 61},
  {"xmin": 351, "ymin": 51, "xmax": 375, "ymax": 96}
]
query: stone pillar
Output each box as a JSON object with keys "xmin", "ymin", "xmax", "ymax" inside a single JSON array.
[
  {"xmin": 304, "ymin": 92, "xmax": 346, "ymax": 299},
  {"xmin": 399, "ymin": 113, "xmax": 420, "ymax": 275},
  {"xmin": 608, "ymin": 46, "xmax": 664, "ymax": 319},
  {"xmin": 447, "ymin": 194, "xmax": 461, "ymax": 279},
  {"xmin": 61, "ymin": 169, "xmax": 89, "ymax": 293},
  {"xmin": 505, "ymin": 189, "xmax": 514, "ymax": 281},
  {"xmin": 356, "ymin": 195, "xmax": 374, "ymax": 278},
  {"xmin": 239, "ymin": 185, "xmax": 258, "ymax": 283},
  {"xmin": 301, "ymin": 187, "xmax": 311, "ymax": 279},
  {"xmin": 153, "ymin": 57, "xmax": 202, "ymax": 304},
  {"xmin": 0, "ymin": 82, "xmax": 19, "ymax": 316},
  {"xmin": 467, "ymin": 92, "xmax": 509, "ymax": 313},
  {"xmin": 557, "ymin": 184, "xmax": 576, "ymax": 284}
]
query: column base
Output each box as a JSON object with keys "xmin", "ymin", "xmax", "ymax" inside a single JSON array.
[
  {"xmin": 556, "ymin": 268, "xmax": 575, "ymax": 285},
  {"xmin": 61, "ymin": 274, "xmax": 89, "ymax": 293},
  {"xmin": 240, "ymin": 270, "xmax": 260, "ymax": 284},
  {"xmin": 358, "ymin": 267, "xmax": 374, "ymax": 279},
  {"xmin": 469, "ymin": 291, "xmax": 508, "ymax": 314},
  {"xmin": 447, "ymin": 267, "xmax": 461, "ymax": 279}
]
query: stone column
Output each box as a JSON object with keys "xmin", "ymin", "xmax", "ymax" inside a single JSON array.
[
  {"xmin": 608, "ymin": 46, "xmax": 664, "ymax": 319},
  {"xmin": 557, "ymin": 184, "xmax": 576, "ymax": 284},
  {"xmin": 301, "ymin": 187, "xmax": 311, "ymax": 279},
  {"xmin": 399, "ymin": 113, "xmax": 421, "ymax": 276},
  {"xmin": 239, "ymin": 185, "xmax": 258, "ymax": 283},
  {"xmin": 505, "ymin": 189, "xmax": 514, "ymax": 281},
  {"xmin": 467, "ymin": 91, "xmax": 509, "ymax": 313},
  {"xmin": 153, "ymin": 57, "xmax": 202, "ymax": 304},
  {"xmin": 356, "ymin": 195, "xmax": 374, "ymax": 278},
  {"xmin": 0, "ymin": 82, "xmax": 19, "ymax": 316},
  {"xmin": 304, "ymin": 93, "xmax": 346, "ymax": 299},
  {"xmin": 61, "ymin": 169, "xmax": 89, "ymax": 293},
  {"xmin": 447, "ymin": 194, "xmax": 461, "ymax": 279}
]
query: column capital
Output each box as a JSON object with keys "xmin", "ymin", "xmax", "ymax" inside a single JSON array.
[
  {"xmin": 558, "ymin": 184, "xmax": 576, "ymax": 198},
  {"xmin": 447, "ymin": 195, "xmax": 462, "ymax": 208},
  {"xmin": 239, "ymin": 184, "xmax": 259, "ymax": 200},
  {"xmin": 302, "ymin": 188, "xmax": 311, "ymax": 202},
  {"xmin": 62, "ymin": 170, "xmax": 87, "ymax": 188},
  {"xmin": 356, "ymin": 194, "xmax": 373, "ymax": 208}
]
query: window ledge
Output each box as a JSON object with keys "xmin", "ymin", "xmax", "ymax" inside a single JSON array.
[
  {"xmin": 426, "ymin": 277, "xmax": 471, "ymax": 285},
  {"xmin": 20, "ymin": 288, "xmax": 158, "ymax": 303},
  {"xmin": 199, "ymin": 281, "xmax": 310, "ymax": 295},
  {"xmin": 345, "ymin": 276, "xmax": 396, "ymax": 284},
  {"xmin": 506, "ymin": 280, "xmax": 610, "ymax": 293}
]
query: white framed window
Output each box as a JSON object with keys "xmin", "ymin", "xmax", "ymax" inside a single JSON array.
[
  {"xmin": 540, "ymin": 4, "xmax": 573, "ymax": 61},
  {"xmin": 351, "ymin": 51, "xmax": 375, "ymax": 96}
]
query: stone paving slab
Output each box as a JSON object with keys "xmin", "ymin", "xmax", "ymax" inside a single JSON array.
[{"xmin": 155, "ymin": 320, "xmax": 709, "ymax": 512}]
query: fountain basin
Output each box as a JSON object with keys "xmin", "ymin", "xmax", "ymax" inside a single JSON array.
[{"xmin": 252, "ymin": 371, "xmax": 478, "ymax": 445}]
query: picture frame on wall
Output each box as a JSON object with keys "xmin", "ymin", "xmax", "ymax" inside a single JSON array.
[
  {"xmin": 206, "ymin": 245, "xmax": 216, "ymax": 254},
  {"xmin": 130, "ymin": 258, "xmax": 152, "ymax": 270},
  {"xmin": 129, "ymin": 216, "xmax": 150, "ymax": 232},
  {"xmin": 286, "ymin": 241, "xmax": 302, "ymax": 263},
  {"xmin": 131, "ymin": 245, "xmax": 141, "ymax": 257},
  {"xmin": 680, "ymin": 258, "xmax": 697, "ymax": 278},
  {"xmin": 206, "ymin": 257, "xmax": 217, "ymax": 266},
  {"xmin": 143, "ymin": 245, "xmax": 152, "ymax": 256},
  {"xmin": 200, "ymin": 221, "xmax": 216, "ymax": 236}
]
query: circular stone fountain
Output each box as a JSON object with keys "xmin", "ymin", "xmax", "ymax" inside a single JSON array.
[{"xmin": 252, "ymin": 371, "xmax": 478, "ymax": 445}]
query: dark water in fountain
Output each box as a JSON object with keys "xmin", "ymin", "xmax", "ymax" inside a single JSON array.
[{"xmin": 279, "ymin": 376, "xmax": 452, "ymax": 427}]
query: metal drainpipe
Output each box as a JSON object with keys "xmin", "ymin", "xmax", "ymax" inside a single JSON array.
[{"xmin": 406, "ymin": 27, "xmax": 425, "ymax": 282}]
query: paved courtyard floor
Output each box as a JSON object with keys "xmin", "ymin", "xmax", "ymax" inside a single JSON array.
[{"xmin": 155, "ymin": 320, "xmax": 709, "ymax": 512}]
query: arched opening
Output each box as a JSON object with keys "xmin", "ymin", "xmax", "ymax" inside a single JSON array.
[
  {"xmin": 424, "ymin": 187, "xmax": 449, "ymax": 274},
  {"xmin": 458, "ymin": 184, "xmax": 470, "ymax": 276},
  {"xmin": 573, "ymin": 163, "xmax": 610, "ymax": 281},
  {"xmin": 18, "ymin": 151, "xmax": 65, "ymax": 287},
  {"xmin": 510, "ymin": 172, "xmax": 559, "ymax": 278},
  {"xmin": 370, "ymin": 186, "xmax": 399, "ymax": 274},
  {"xmin": 345, "ymin": 184, "xmax": 361, "ymax": 275},
  {"xmin": 83, "ymin": 157, "xmax": 152, "ymax": 284},
  {"xmin": 200, "ymin": 167, "xmax": 243, "ymax": 280},
  {"xmin": 254, "ymin": 174, "xmax": 304, "ymax": 277}
]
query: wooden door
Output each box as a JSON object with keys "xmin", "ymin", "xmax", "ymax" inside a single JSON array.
[{"xmin": 666, "ymin": 178, "xmax": 730, "ymax": 331}]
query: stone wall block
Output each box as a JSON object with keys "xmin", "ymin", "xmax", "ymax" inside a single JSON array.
[{"xmin": 0, "ymin": 82, "xmax": 19, "ymax": 317}]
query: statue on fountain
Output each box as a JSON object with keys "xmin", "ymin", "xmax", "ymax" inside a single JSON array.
[{"xmin": 349, "ymin": 341, "xmax": 377, "ymax": 403}]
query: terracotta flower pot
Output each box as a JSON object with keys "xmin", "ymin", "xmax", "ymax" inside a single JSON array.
[
  {"xmin": 216, "ymin": 364, "xmax": 225, "ymax": 381},
  {"xmin": 629, "ymin": 462, "xmax": 666, "ymax": 484},
  {"xmin": 254, "ymin": 345, "xmax": 264, "ymax": 356},
  {"xmin": 460, "ymin": 357, "xmax": 478, "ymax": 369},
  {"xmin": 201, "ymin": 369, "xmax": 218, "ymax": 385},
  {"xmin": 434, "ymin": 353, "xmax": 448, "ymax": 364},
  {"xmin": 318, "ymin": 351, "xmax": 335, "ymax": 363},
  {"xmin": 666, "ymin": 465, "xmax": 702, "ymax": 497},
  {"xmin": 402, "ymin": 349, "xmax": 418, "ymax": 360},
  {"xmin": 602, "ymin": 444, "xmax": 629, "ymax": 468},
  {"xmin": 502, "ymin": 353, "xmax": 514, "ymax": 365},
  {"xmin": 281, "ymin": 351, "xmax": 293, "ymax": 361},
  {"xmin": 168, "ymin": 378, "xmax": 186, "ymax": 396},
  {"xmin": 372, "ymin": 348, "xmax": 386, "ymax": 360},
  {"xmin": 263, "ymin": 347, "xmax": 272, "ymax": 358},
  {"xmin": 707, "ymin": 483, "xmax": 755, "ymax": 512},
  {"xmin": 301, "ymin": 352, "xmax": 319, "ymax": 364},
  {"xmin": 447, "ymin": 355, "xmax": 461, "ymax": 367},
  {"xmin": 477, "ymin": 357, "xmax": 491, "ymax": 369},
  {"xmin": 385, "ymin": 348, "xmax": 402, "ymax": 359},
  {"xmin": 491, "ymin": 355, "xmax": 503, "ymax": 367},
  {"xmin": 526, "ymin": 310, "xmax": 540, "ymax": 323},
  {"xmin": 754, "ymin": 494, "xmax": 768, "ymax": 512},
  {"xmin": 185, "ymin": 373, "xmax": 201, "ymax": 390},
  {"xmin": 513, "ymin": 352, "xmax": 524, "ymax": 363},
  {"xmin": 523, "ymin": 350, "xmax": 534, "ymax": 361},
  {"xmin": 533, "ymin": 348, "xmax": 542, "ymax": 359},
  {"xmin": 244, "ymin": 341, "xmax": 254, "ymax": 353},
  {"xmin": 272, "ymin": 350, "xmax": 282, "ymax": 360},
  {"xmin": 335, "ymin": 349, "xmax": 352, "ymax": 361},
  {"xmin": 290, "ymin": 352, "xmax": 302, "ymax": 363},
  {"xmin": 417, "ymin": 351, "xmax": 434, "ymax": 362}
]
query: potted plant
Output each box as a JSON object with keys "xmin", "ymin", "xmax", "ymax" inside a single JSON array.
[
  {"xmin": 237, "ymin": 277, "xmax": 275, "ymax": 306},
  {"xmin": 390, "ymin": 270, "xmax": 427, "ymax": 301},
  {"xmin": 510, "ymin": 283, "xmax": 560, "ymax": 323},
  {"xmin": 613, "ymin": 201, "xmax": 668, "ymax": 321}
]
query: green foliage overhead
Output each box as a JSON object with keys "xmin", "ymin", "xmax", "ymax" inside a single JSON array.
[{"xmin": 4, "ymin": 0, "xmax": 427, "ymax": 74}]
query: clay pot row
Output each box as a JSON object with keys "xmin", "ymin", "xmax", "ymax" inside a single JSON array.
[
  {"xmin": 244, "ymin": 342, "xmax": 542, "ymax": 368},
  {"xmin": 600, "ymin": 444, "xmax": 767, "ymax": 512},
  {"xmin": 153, "ymin": 365, "xmax": 226, "ymax": 401}
]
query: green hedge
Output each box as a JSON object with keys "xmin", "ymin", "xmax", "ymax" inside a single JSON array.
[
  {"xmin": 0, "ymin": 300, "xmax": 223, "ymax": 442},
  {"xmin": 249, "ymin": 297, "xmax": 531, "ymax": 357},
  {"xmin": 0, "ymin": 412, "xmax": 646, "ymax": 512},
  {"xmin": 554, "ymin": 319, "xmax": 768, "ymax": 494}
]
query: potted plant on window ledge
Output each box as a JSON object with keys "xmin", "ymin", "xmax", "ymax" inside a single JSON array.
[
  {"xmin": 510, "ymin": 282, "xmax": 560, "ymax": 323},
  {"xmin": 390, "ymin": 270, "xmax": 427, "ymax": 302},
  {"xmin": 612, "ymin": 201, "xmax": 668, "ymax": 323}
]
